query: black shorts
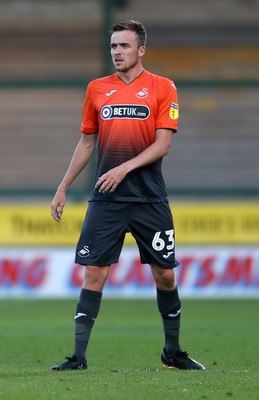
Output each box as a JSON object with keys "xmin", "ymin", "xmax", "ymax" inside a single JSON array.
[{"xmin": 75, "ymin": 201, "xmax": 178, "ymax": 269}]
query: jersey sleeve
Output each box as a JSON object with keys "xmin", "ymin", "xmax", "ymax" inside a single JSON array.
[
  {"xmin": 80, "ymin": 81, "xmax": 99, "ymax": 134},
  {"xmin": 155, "ymin": 79, "xmax": 179, "ymax": 133}
]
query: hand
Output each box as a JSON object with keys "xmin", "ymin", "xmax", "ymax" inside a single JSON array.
[
  {"xmin": 95, "ymin": 165, "xmax": 128, "ymax": 193},
  {"xmin": 51, "ymin": 189, "xmax": 66, "ymax": 222}
]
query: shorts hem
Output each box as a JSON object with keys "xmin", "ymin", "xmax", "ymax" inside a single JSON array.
[
  {"xmin": 143, "ymin": 260, "xmax": 179, "ymax": 269},
  {"xmin": 75, "ymin": 259, "xmax": 119, "ymax": 267}
]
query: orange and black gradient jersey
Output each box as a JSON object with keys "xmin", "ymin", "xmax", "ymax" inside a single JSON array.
[{"xmin": 80, "ymin": 70, "xmax": 179, "ymax": 202}]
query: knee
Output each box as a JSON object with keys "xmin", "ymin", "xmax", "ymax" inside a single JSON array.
[
  {"xmin": 83, "ymin": 265, "xmax": 110, "ymax": 291},
  {"xmin": 151, "ymin": 265, "xmax": 176, "ymax": 290}
]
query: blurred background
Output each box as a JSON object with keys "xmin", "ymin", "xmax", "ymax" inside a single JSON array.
[{"xmin": 0, "ymin": 0, "xmax": 259, "ymax": 298}]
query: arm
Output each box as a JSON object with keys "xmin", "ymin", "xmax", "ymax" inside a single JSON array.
[
  {"xmin": 51, "ymin": 133, "xmax": 97, "ymax": 221},
  {"xmin": 95, "ymin": 128, "xmax": 173, "ymax": 193}
]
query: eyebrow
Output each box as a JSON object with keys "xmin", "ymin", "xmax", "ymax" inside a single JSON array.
[{"xmin": 110, "ymin": 42, "xmax": 131, "ymax": 47}]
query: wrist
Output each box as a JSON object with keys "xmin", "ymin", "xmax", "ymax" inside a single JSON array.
[
  {"xmin": 58, "ymin": 183, "xmax": 68, "ymax": 193},
  {"xmin": 123, "ymin": 160, "xmax": 134, "ymax": 174}
]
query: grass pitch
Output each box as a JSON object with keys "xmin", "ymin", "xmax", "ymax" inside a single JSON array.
[{"xmin": 0, "ymin": 298, "xmax": 258, "ymax": 400}]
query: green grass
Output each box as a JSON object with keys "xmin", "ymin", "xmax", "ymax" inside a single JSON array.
[{"xmin": 0, "ymin": 299, "xmax": 258, "ymax": 400}]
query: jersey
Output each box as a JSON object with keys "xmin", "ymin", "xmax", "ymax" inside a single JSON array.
[{"xmin": 80, "ymin": 70, "xmax": 179, "ymax": 202}]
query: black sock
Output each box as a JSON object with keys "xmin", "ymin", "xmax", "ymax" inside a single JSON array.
[
  {"xmin": 156, "ymin": 286, "xmax": 181, "ymax": 357},
  {"xmin": 73, "ymin": 288, "xmax": 102, "ymax": 361}
]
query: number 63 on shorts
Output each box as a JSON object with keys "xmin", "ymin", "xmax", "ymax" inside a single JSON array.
[{"xmin": 152, "ymin": 229, "xmax": 175, "ymax": 251}]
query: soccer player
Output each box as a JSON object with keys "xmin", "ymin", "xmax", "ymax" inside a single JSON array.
[{"xmin": 50, "ymin": 20, "xmax": 205, "ymax": 371}]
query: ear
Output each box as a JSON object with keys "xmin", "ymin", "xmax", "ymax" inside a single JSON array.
[{"xmin": 138, "ymin": 46, "xmax": 146, "ymax": 57}]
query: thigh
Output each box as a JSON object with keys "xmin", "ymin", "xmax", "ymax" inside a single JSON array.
[
  {"xmin": 129, "ymin": 202, "xmax": 179, "ymax": 268},
  {"xmin": 75, "ymin": 202, "xmax": 127, "ymax": 266}
]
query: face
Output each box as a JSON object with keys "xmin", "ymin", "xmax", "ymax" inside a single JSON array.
[{"xmin": 110, "ymin": 30, "xmax": 145, "ymax": 73}]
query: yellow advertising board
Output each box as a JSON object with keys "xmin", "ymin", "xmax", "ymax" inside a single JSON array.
[
  {"xmin": 0, "ymin": 202, "xmax": 258, "ymax": 246},
  {"xmin": 172, "ymin": 202, "xmax": 259, "ymax": 244}
]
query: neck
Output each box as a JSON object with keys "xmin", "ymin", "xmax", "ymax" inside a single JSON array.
[{"xmin": 117, "ymin": 65, "xmax": 144, "ymax": 84}]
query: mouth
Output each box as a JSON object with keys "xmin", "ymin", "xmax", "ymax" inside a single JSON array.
[{"xmin": 114, "ymin": 58, "xmax": 124, "ymax": 64}]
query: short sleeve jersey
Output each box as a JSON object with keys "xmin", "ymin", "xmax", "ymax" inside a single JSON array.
[{"xmin": 80, "ymin": 70, "xmax": 179, "ymax": 202}]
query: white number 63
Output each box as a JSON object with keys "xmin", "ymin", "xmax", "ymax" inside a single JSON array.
[{"xmin": 152, "ymin": 229, "xmax": 175, "ymax": 251}]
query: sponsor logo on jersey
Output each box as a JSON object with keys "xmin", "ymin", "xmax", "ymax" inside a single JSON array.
[
  {"xmin": 101, "ymin": 105, "xmax": 150, "ymax": 120},
  {"xmin": 135, "ymin": 88, "xmax": 148, "ymax": 98},
  {"xmin": 105, "ymin": 89, "xmax": 118, "ymax": 96},
  {"xmin": 169, "ymin": 102, "xmax": 179, "ymax": 119}
]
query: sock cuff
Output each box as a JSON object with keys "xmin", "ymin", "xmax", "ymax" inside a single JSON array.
[
  {"xmin": 156, "ymin": 286, "xmax": 179, "ymax": 300},
  {"xmin": 80, "ymin": 288, "xmax": 103, "ymax": 302}
]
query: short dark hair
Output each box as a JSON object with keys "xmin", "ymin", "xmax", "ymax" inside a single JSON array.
[{"xmin": 109, "ymin": 20, "xmax": 147, "ymax": 47}]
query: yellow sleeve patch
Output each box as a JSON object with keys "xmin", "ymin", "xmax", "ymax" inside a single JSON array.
[{"xmin": 169, "ymin": 102, "xmax": 179, "ymax": 119}]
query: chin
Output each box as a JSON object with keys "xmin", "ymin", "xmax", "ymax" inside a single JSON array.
[{"xmin": 115, "ymin": 65, "xmax": 125, "ymax": 71}]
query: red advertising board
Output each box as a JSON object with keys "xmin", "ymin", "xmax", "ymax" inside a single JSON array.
[{"xmin": 0, "ymin": 247, "xmax": 258, "ymax": 298}]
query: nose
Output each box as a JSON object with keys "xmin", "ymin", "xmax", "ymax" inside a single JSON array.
[{"xmin": 114, "ymin": 45, "xmax": 122, "ymax": 54}]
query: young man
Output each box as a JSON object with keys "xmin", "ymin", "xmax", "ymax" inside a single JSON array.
[{"xmin": 50, "ymin": 20, "xmax": 205, "ymax": 371}]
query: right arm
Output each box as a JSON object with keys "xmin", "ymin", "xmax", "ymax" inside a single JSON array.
[{"xmin": 51, "ymin": 133, "xmax": 97, "ymax": 222}]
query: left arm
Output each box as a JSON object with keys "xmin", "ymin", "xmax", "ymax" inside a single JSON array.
[{"xmin": 95, "ymin": 128, "xmax": 173, "ymax": 193}]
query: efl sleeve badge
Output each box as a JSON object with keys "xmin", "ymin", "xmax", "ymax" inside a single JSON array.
[{"xmin": 169, "ymin": 103, "xmax": 179, "ymax": 119}]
